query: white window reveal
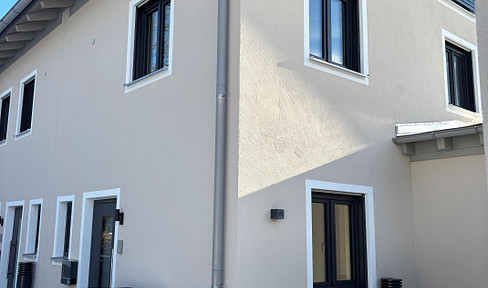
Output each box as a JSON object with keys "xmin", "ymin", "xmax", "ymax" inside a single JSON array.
[
  {"xmin": 52, "ymin": 195, "xmax": 75, "ymax": 264},
  {"xmin": 15, "ymin": 70, "xmax": 37, "ymax": 140},
  {"xmin": 305, "ymin": 0, "xmax": 369, "ymax": 84},
  {"xmin": 125, "ymin": 0, "xmax": 175, "ymax": 93},
  {"xmin": 442, "ymin": 30, "xmax": 481, "ymax": 119},
  {"xmin": 24, "ymin": 199, "xmax": 43, "ymax": 261}
]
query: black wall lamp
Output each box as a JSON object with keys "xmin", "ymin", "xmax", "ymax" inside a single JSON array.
[
  {"xmin": 270, "ymin": 209, "xmax": 285, "ymax": 220},
  {"xmin": 0, "ymin": 216, "xmax": 4, "ymax": 226},
  {"xmin": 115, "ymin": 209, "xmax": 124, "ymax": 225}
]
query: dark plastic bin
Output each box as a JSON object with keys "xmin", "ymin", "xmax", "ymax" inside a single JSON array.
[{"xmin": 16, "ymin": 262, "xmax": 35, "ymax": 288}]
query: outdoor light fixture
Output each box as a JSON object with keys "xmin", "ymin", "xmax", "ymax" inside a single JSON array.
[
  {"xmin": 115, "ymin": 209, "xmax": 124, "ymax": 225},
  {"xmin": 270, "ymin": 209, "xmax": 284, "ymax": 220},
  {"xmin": 0, "ymin": 216, "xmax": 3, "ymax": 226}
]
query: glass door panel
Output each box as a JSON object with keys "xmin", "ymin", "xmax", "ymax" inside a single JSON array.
[
  {"xmin": 312, "ymin": 203, "xmax": 327, "ymax": 283},
  {"xmin": 335, "ymin": 204, "xmax": 352, "ymax": 281}
]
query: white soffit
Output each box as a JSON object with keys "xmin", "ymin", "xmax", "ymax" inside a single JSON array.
[{"xmin": 0, "ymin": 0, "xmax": 75, "ymax": 70}]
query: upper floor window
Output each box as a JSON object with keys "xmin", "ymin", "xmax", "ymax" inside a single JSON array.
[
  {"xmin": 445, "ymin": 42, "xmax": 475, "ymax": 112},
  {"xmin": 19, "ymin": 79, "xmax": 35, "ymax": 133},
  {"xmin": 16, "ymin": 70, "xmax": 37, "ymax": 139},
  {"xmin": 309, "ymin": 0, "xmax": 360, "ymax": 72},
  {"xmin": 133, "ymin": 0, "xmax": 172, "ymax": 80},
  {"xmin": 125, "ymin": 0, "xmax": 174, "ymax": 93},
  {"xmin": 0, "ymin": 90, "xmax": 11, "ymax": 144},
  {"xmin": 452, "ymin": 0, "xmax": 475, "ymax": 13},
  {"xmin": 442, "ymin": 30, "xmax": 480, "ymax": 117}
]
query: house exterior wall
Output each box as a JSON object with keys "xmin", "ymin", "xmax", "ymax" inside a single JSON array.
[
  {"xmin": 236, "ymin": 0, "xmax": 481, "ymax": 287},
  {"xmin": 411, "ymin": 154, "xmax": 488, "ymax": 288},
  {"xmin": 477, "ymin": 0, "xmax": 488, "ymax": 183},
  {"xmin": 0, "ymin": 0, "xmax": 485, "ymax": 288},
  {"xmin": 0, "ymin": 0, "xmax": 224, "ymax": 287}
]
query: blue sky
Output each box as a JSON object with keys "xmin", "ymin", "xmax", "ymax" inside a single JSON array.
[{"xmin": 0, "ymin": 0, "xmax": 18, "ymax": 19}]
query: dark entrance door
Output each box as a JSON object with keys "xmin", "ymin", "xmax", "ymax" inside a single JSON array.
[
  {"xmin": 312, "ymin": 193, "xmax": 367, "ymax": 288},
  {"xmin": 88, "ymin": 199, "xmax": 116, "ymax": 288},
  {"xmin": 7, "ymin": 207, "xmax": 23, "ymax": 288}
]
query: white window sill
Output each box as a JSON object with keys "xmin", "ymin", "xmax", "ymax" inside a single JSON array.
[
  {"xmin": 14, "ymin": 129, "xmax": 32, "ymax": 141},
  {"xmin": 447, "ymin": 104, "xmax": 482, "ymax": 120},
  {"xmin": 305, "ymin": 56, "xmax": 369, "ymax": 85},
  {"xmin": 438, "ymin": 0, "xmax": 475, "ymax": 23},
  {"xmin": 124, "ymin": 67, "xmax": 171, "ymax": 94},
  {"xmin": 23, "ymin": 253, "xmax": 38, "ymax": 262},
  {"xmin": 51, "ymin": 256, "xmax": 69, "ymax": 266}
]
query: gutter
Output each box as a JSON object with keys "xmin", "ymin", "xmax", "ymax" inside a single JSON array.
[
  {"xmin": 211, "ymin": 0, "xmax": 228, "ymax": 286},
  {"xmin": 392, "ymin": 124, "xmax": 483, "ymax": 144}
]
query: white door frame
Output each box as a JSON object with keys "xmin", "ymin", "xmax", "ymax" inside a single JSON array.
[
  {"xmin": 0, "ymin": 201, "xmax": 25, "ymax": 288},
  {"xmin": 305, "ymin": 180, "xmax": 377, "ymax": 288},
  {"xmin": 77, "ymin": 188, "xmax": 120, "ymax": 288}
]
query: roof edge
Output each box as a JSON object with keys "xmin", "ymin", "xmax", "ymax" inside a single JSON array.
[
  {"xmin": 0, "ymin": 0, "xmax": 36, "ymax": 37},
  {"xmin": 392, "ymin": 123, "xmax": 484, "ymax": 144}
]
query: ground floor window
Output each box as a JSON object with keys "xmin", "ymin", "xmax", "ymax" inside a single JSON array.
[{"xmin": 312, "ymin": 193, "xmax": 367, "ymax": 288}]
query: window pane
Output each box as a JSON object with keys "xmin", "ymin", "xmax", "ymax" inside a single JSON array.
[
  {"xmin": 148, "ymin": 10, "xmax": 159, "ymax": 73},
  {"xmin": 446, "ymin": 51, "xmax": 452, "ymax": 104},
  {"xmin": 64, "ymin": 202, "xmax": 72, "ymax": 258},
  {"xmin": 163, "ymin": 4, "xmax": 171, "ymax": 67},
  {"xmin": 34, "ymin": 205, "xmax": 41, "ymax": 253},
  {"xmin": 446, "ymin": 43, "xmax": 476, "ymax": 112},
  {"xmin": 0, "ymin": 96, "xmax": 10, "ymax": 141},
  {"xmin": 312, "ymin": 203, "xmax": 327, "ymax": 283},
  {"xmin": 98, "ymin": 216, "xmax": 114, "ymax": 287},
  {"xmin": 309, "ymin": 0, "xmax": 322, "ymax": 58},
  {"xmin": 330, "ymin": 0, "xmax": 344, "ymax": 64},
  {"xmin": 452, "ymin": 54, "xmax": 463, "ymax": 107},
  {"xmin": 20, "ymin": 79, "xmax": 35, "ymax": 133},
  {"xmin": 335, "ymin": 204, "xmax": 351, "ymax": 281}
]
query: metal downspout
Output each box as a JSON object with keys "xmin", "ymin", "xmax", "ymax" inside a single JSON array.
[{"xmin": 212, "ymin": 0, "xmax": 228, "ymax": 286}]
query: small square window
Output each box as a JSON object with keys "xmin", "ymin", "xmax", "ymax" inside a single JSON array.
[
  {"xmin": 52, "ymin": 196, "xmax": 74, "ymax": 263},
  {"xmin": 133, "ymin": 0, "xmax": 172, "ymax": 80},
  {"xmin": 309, "ymin": 0, "xmax": 361, "ymax": 72},
  {"xmin": 25, "ymin": 199, "xmax": 43, "ymax": 261},
  {"xmin": 0, "ymin": 91, "xmax": 11, "ymax": 143}
]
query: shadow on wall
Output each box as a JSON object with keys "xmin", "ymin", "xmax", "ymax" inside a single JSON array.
[{"xmin": 236, "ymin": 140, "xmax": 417, "ymax": 288}]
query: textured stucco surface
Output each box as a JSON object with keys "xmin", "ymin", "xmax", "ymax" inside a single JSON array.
[{"xmin": 236, "ymin": 0, "xmax": 480, "ymax": 287}]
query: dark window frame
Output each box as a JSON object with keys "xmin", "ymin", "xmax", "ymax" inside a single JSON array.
[
  {"xmin": 133, "ymin": 0, "xmax": 171, "ymax": 80},
  {"xmin": 34, "ymin": 204, "xmax": 41, "ymax": 254},
  {"xmin": 312, "ymin": 192, "xmax": 367, "ymax": 288},
  {"xmin": 445, "ymin": 41, "xmax": 476, "ymax": 113},
  {"xmin": 451, "ymin": 0, "xmax": 475, "ymax": 13},
  {"xmin": 18, "ymin": 77, "xmax": 36, "ymax": 135},
  {"xmin": 310, "ymin": 0, "xmax": 361, "ymax": 72},
  {"xmin": 0, "ymin": 94, "xmax": 11, "ymax": 142},
  {"xmin": 63, "ymin": 202, "xmax": 73, "ymax": 258}
]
